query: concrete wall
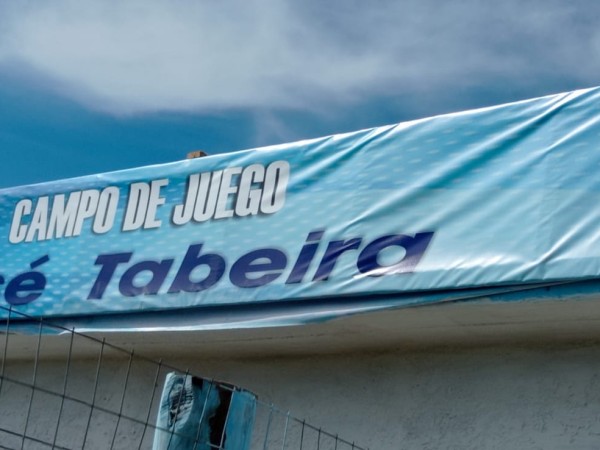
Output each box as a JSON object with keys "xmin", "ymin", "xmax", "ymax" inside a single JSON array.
[
  {"xmin": 194, "ymin": 344, "xmax": 600, "ymax": 450},
  {"xmin": 2, "ymin": 341, "xmax": 600, "ymax": 449}
]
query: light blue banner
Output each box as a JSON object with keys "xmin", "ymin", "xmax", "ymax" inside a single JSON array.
[{"xmin": 2, "ymin": 87, "xmax": 600, "ymax": 328}]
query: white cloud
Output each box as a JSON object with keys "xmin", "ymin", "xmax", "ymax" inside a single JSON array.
[{"xmin": 0, "ymin": 0, "xmax": 598, "ymax": 115}]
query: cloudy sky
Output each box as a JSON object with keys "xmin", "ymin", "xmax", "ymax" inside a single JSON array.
[{"xmin": 0, "ymin": 0, "xmax": 599, "ymax": 188}]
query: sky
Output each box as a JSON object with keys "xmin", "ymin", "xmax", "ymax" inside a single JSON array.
[{"xmin": 0, "ymin": 0, "xmax": 599, "ymax": 188}]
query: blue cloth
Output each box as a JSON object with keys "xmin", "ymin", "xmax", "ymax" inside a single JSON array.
[{"xmin": 153, "ymin": 373, "xmax": 256, "ymax": 450}]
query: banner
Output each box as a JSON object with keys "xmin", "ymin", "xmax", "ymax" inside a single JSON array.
[{"xmin": 2, "ymin": 87, "xmax": 600, "ymax": 327}]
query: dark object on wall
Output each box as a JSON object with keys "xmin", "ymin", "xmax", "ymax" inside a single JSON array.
[
  {"xmin": 153, "ymin": 373, "xmax": 256, "ymax": 450},
  {"xmin": 0, "ymin": 304, "xmax": 367, "ymax": 450}
]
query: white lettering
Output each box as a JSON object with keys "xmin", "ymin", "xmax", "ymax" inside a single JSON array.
[
  {"xmin": 214, "ymin": 167, "xmax": 242, "ymax": 219},
  {"xmin": 122, "ymin": 183, "xmax": 150, "ymax": 231},
  {"xmin": 10, "ymin": 200, "xmax": 32, "ymax": 244},
  {"xmin": 93, "ymin": 187, "xmax": 119, "ymax": 234},
  {"xmin": 235, "ymin": 164, "xmax": 264, "ymax": 216},
  {"xmin": 172, "ymin": 161, "xmax": 290, "ymax": 225},
  {"xmin": 143, "ymin": 179, "xmax": 168, "ymax": 229},
  {"xmin": 261, "ymin": 161, "xmax": 289, "ymax": 214},
  {"xmin": 47, "ymin": 192, "xmax": 81, "ymax": 239}
]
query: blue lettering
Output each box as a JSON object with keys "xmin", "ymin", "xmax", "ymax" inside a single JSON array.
[
  {"xmin": 119, "ymin": 259, "xmax": 174, "ymax": 296},
  {"xmin": 286, "ymin": 231, "xmax": 324, "ymax": 284},
  {"xmin": 81, "ymin": 229, "xmax": 434, "ymax": 302},
  {"xmin": 168, "ymin": 244, "xmax": 226, "ymax": 293},
  {"xmin": 357, "ymin": 232, "xmax": 435, "ymax": 276},
  {"xmin": 230, "ymin": 248, "xmax": 287, "ymax": 288},
  {"xmin": 313, "ymin": 238, "xmax": 362, "ymax": 281},
  {"xmin": 88, "ymin": 252, "xmax": 132, "ymax": 300},
  {"xmin": 4, "ymin": 255, "xmax": 50, "ymax": 305}
]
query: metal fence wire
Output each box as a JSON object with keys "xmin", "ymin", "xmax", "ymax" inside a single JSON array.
[{"xmin": 0, "ymin": 306, "xmax": 367, "ymax": 450}]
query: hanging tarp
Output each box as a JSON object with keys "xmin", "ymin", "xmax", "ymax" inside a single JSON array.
[
  {"xmin": 153, "ymin": 373, "xmax": 256, "ymax": 450},
  {"xmin": 2, "ymin": 87, "xmax": 600, "ymax": 329}
]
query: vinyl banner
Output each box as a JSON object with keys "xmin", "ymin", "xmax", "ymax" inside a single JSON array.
[{"xmin": 2, "ymin": 87, "xmax": 600, "ymax": 325}]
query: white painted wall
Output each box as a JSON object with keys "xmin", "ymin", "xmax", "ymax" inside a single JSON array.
[
  {"xmin": 190, "ymin": 344, "xmax": 600, "ymax": 450},
  {"xmin": 5, "ymin": 300, "xmax": 600, "ymax": 449},
  {"xmin": 2, "ymin": 342, "xmax": 600, "ymax": 449}
]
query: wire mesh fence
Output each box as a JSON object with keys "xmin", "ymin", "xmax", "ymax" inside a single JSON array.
[{"xmin": 0, "ymin": 305, "xmax": 367, "ymax": 450}]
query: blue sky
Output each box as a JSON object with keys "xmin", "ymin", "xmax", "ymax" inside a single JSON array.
[{"xmin": 0, "ymin": 0, "xmax": 599, "ymax": 188}]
